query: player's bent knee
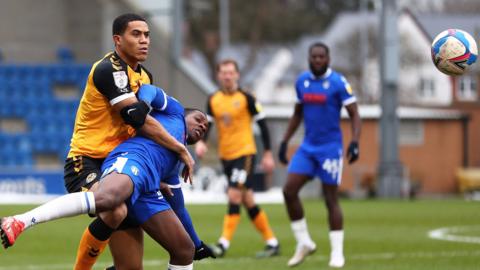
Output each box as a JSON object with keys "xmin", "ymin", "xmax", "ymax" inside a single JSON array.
[
  {"xmin": 98, "ymin": 203, "xmax": 128, "ymax": 229},
  {"xmin": 170, "ymin": 238, "xmax": 195, "ymax": 264},
  {"xmin": 95, "ymin": 192, "xmax": 123, "ymax": 212},
  {"xmin": 227, "ymin": 189, "xmax": 242, "ymax": 203}
]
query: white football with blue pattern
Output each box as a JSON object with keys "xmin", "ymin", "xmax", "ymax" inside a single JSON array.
[{"xmin": 431, "ymin": 29, "xmax": 477, "ymax": 76}]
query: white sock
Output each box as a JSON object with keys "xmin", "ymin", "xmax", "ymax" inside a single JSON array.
[
  {"xmin": 218, "ymin": 237, "xmax": 230, "ymax": 249},
  {"xmin": 14, "ymin": 192, "xmax": 96, "ymax": 229},
  {"xmin": 266, "ymin": 237, "xmax": 279, "ymax": 247},
  {"xmin": 291, "ymin": 218, "xmax": 314, "ymax": 247},
  {"xmin": 329, "ymin": 230, "xmax": 344, "ymax": 257},
  {"xmin": 168, "ymin": 263, "xmax": 193, "ymax": 270}
]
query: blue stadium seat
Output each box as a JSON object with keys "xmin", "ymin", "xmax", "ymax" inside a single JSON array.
[
  {"xmin": 57, "ymin": 47, "xmax": 75, "ymax": 62},
  {"xmin": 0, "ymin": 62, "xmax": 90, "ymax": 168}
]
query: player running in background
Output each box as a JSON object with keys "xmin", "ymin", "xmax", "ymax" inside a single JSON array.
[
  {"xmin": 1, "ymin": 85, "xmax": 209, "ymax": 270},
  {"xmin": 195, "ymin": 59, "xmax": 280, "ymax": 258},
  {"xmin": 56, "ymin": 13, "xmax": 195, "ymax": 270},
  {"xmin": 278, "ymin": 42, "xmax": 361, "ymax": 268}
]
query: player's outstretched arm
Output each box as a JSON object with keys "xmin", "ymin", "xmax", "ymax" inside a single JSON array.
[{"xmin": 279, "ymin": 103, "xmax": 303, "ymax": 165}]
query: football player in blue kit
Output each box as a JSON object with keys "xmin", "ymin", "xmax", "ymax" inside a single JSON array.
[
  {"xmin": 103, "ymin": 84, "xmax": 215, "ymax": 262},
  {"xmin": 1, "ymin": 84, "xmax": 212, "ymax": 270},
  {"xmin": 278, "ymin": 42, "xmax": 361, "ymax": 268}
]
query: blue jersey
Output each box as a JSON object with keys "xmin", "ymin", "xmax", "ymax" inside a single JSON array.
[
  {"xmin": 103, "ymin": 96, "xmax": 185, "ymax": 193},
  {"xmin": 100, "ymin": 85, "xmax": 186, "ymax": 223},
  {"xmin": 295, "ymin": 68, "xmax": 356, "ymax": 148}
]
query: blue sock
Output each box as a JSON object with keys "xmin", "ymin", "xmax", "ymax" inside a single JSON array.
[{"xmin": 166, "ymin": 187, "xmax": 202, "ymax": 248}]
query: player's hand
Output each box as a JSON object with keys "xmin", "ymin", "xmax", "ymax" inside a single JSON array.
[
  {"xmin": 347, "ymin": 141, "xmax": 359, "ymax": 164},
  {"xmin": 195, "ymin": 140, "xmax": 208, "ymax": 159},
  {"xmin": 179, "ymin": 147, "xmax": 194, "ymax": 185},
  {"xmin": 159, "ymin": 182, "xmax": 173, "ymax": 197},
  {"xmin": 261, "ymin": 151, "xmax": 275, "ymax": 173},
  {"xmin": 194, "ymin": 241, "xmax": 216, "ymax": 260},
  {"xmin": 278, "ymin": 141, "xmax": 289, "ymax": 165}
]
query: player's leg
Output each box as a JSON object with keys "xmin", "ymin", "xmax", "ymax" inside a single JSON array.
[
  {"xmin": 128, "ymin": 190, "xmax": 195, "ymax": 269},
  {"xmin": 213, "ymin": 186, "xmax": 242, "ymax": 257},
  {"xmin": 108, "ymin": 227, "xmax": 144, "ymax": 270},
  {"xmin": 283, "ymin": 173, "xmax": 317, "ymax": 267},
  {"xmin": 74, "ymin": 155, "xmax": 145, "ymax": 270},
  {"xmin": 283, "ymin": 148, "xmax": 317, "ymax": 267},
  {"xmin": 322, "ymin": 183, "xmax": 344, "ymax": 268},
  {"xmin": 283, "ymin": 173, "xmax": 311, "ymax": 220},
  {"xmin": 318, "ymin": 150, "xmax": 345, "ymax": 268},
  {"xmin": 63, "ymin": 156, "xmax": 121, "ymax": 270},
  {"xmin": 0, "ymin": 171, "xmax": 132, "ymax": 249},
  {"xmin": 241, "ymin": 154, "xmax": 279, "ymax": 256},
  {"xmin": 212, "ymin": 158, "xmax": 243, "ymax": 257},
  {"xmin": 74, "ymin": 205, "xmax": 127, "ymax": 270},
  {"xmin": 241, "ymin": 188, "xmax": 280, "ymax": 258}
]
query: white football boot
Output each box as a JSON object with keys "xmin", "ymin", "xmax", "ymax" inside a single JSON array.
[{"xmin": 287, "ymin": 242, "xmax": 317, "ymax": 267}]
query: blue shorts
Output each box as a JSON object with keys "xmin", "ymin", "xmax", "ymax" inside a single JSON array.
[
  {"xmin": 101, "ymin": 152, "xmax": 171, "ymax": 224},
  {"xmin": 288, "ymin": 142, "xmax": 343, "ymax": 186},
  {"xmin": 127, "ymin": 190, "xmax": 171, "ymax": 224}
]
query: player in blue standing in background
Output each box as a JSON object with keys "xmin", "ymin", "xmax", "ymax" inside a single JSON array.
[
  {"xmin": 278, "ymin": 42, "xmax": 361, "ymax": 268},
  {"xmin": 1, "ymin": 84, "xmax": 214, "ymax": 269}
]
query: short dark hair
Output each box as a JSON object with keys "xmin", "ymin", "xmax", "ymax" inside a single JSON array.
[
  {"xmin": 309, "ymin": 42, "xmax": 329, "ymax": 56},
  {"xmin": 185, "ymin": 108, "xmax": 206, "ymax": 117},
  {"xmin": 112, "ymin": 13, "xmax": 147, "ymax": 35},
  {"xmin": 216, "ymin": 59, "xmax": 240, "ymax": 72}
]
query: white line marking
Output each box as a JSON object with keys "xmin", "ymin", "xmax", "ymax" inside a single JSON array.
[
  {"xmin": 1, "ymin": 250, "xmax": 480, "ymax": 269},
  {"xmin": 428, "ymin": 226, "xmax": 480, "ymax": 244}
]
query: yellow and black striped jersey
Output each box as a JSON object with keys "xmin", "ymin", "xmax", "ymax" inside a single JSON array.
[
  {"xmin": 207, "ymin": 90, "xmax": 265, "ymax": 160},
  {"xmin": 68, "ymin": 51, "xmax": 153, "ymax": 158}
]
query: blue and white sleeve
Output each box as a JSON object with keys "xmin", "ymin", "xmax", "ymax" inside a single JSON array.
[
  {"xmin": 339, "ymin": 76, "xmax": 357, "ymax": 106},
  {"xmin": 137, "ymin": 84, "xmax": 168, "ymax": 111},
  {"xmin": 295, "ymin": 77, "xmax": 303, "ymax": 104}
]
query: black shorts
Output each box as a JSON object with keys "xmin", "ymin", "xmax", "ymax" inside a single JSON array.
[
  {"xmin": 64, "ymin": 155, "xmax": 138, "ymax": 229},
  {"xmin": 64, "ymin": 156, "xmax": 104, "ymax": 193},
  {"xmin": 221, "ymin": 155, "xmax": 256, "ymax": 188}
]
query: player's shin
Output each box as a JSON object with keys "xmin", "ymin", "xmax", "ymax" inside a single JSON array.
[
  {"xmin": 248, "ymin": 206, "xmax": 277, "ymax": 244},
  {"xmin": 1, "ymin": 192, "xmax": 95, "ymax": 249},
  {"xmin": 220, "ymin": 203, "xmax": 241, "ymax": 248},
  {"xmin": 13, "ymin": 192, "xmax": 96, "ymax": 230},
  {"xmin": 74, "ymin": 217, "xmax": 116, "ymax": 270}
]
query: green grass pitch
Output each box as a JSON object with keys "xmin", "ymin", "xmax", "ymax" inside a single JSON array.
[{"xmin": 1, "ymin": 199, "xmax": 479, "ymax": 270}]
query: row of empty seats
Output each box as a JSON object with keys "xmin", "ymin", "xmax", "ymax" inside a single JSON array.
[{"xmin": 0, "ymin": 63, "xmax": 89, "ymax": 167}]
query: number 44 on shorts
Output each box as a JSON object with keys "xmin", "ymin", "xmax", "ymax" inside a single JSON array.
[{"xmin": 322, "ymin": 158, "xmax": 341, "ymax": 179}]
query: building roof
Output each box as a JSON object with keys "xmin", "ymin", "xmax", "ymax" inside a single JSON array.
[
  {"xmin": 264, "ymin": 104, "xmax": 469, "ymax": 120},
  {"xmin": 414, "ymin": 12, "xmax": 480, "ymax": 41}
]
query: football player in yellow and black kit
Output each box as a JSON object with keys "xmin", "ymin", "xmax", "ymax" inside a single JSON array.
[
  {"xmin": 195, "ymin": 59, "xmax": 280, "ymax": 258},
  {"xmin": 63, "ymin": 14, "xmax": 195, "ymax": 270}
]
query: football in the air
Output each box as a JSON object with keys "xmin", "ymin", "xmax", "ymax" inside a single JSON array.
[{"xmin": 431, "ymin": 29, "xmax": 477, "ymax": 76}]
